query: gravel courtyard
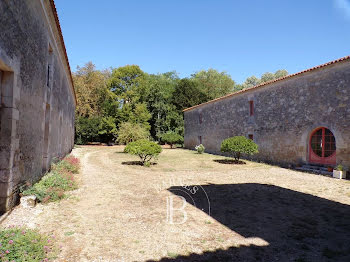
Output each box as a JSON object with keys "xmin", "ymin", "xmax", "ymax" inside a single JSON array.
[{"xmin": 1, "ymin": 146, "xmax": 350, "ymax": 262}]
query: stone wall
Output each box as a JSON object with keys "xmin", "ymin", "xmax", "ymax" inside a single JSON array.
[
  {"xmin": 184, "ymin": 60, "xmax": 350, "ymax": 168},
  {"xmin": 0, "ymin": 0, "xmax": 75, "ymax": 212}
]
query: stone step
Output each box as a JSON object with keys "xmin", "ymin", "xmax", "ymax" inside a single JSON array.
[
  {"xmin": 301, "ymin": 164, "xmax": 329, "ymax": 171},
  {"xmin": 295, "ymin": 166, "xmax": 333, "ymax": 176}
]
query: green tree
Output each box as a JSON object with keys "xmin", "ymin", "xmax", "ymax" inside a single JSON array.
[
  {"xmin": 221, "ymin": 136, "xmax": 259, "ymax": 161},
  {"xmin": 124, "ymin": 139, "xmax": 162, "ymax": 166},
  {"xmin": 98, "ymin": 116, "xmax": 118, "ymax": 143},
  {"xmin": 161, "ymin": 132, "xmax": 184, "ymax": 148},
  {"xmin": 274, "ymin": 69, "xmax": 288, "ymax": 79},
  {"xmin": 75, "ymin": 117, "xmax": 101, "ymax": 144},
  {"xmin": 242, "ymin": 76, "xmax": 261, "ymax": 89},
  {"xmin": 109, "ymin": 65, "xmax": 145, "ymax": 103},
  {"xmin": 261, "ymin": 72, "xmax": 275, "ymax": 83},
  {"xmin": 117, "ymin": 122, "xmax": 149, "ymax": 145},
  {"xmin": 172, "ymin": 78, "xmax": 208, "ymax": 111},
  {"xmin": 192, "ymin": 69, "xmax": 235, "ymax": 99}
]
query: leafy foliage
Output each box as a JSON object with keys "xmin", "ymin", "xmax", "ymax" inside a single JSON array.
[
  {"xmin": 117, "ymin": 122, "xmax": 149, "ymax": 145},
  {"xmin": 192, "ymin": 69, "xmax": 235, "ymax": 99},
  {"xmin": 22, "ymin": 155, "xmax": 80, "ymax": 203},
  {"xmin": 161, "ymin": 132, "xmax": 184, "ymax": 148},
  {"xmin": 0, "ymin": 227, "xmax": 56, "ymax": 261},
  {"xmin": 73, "ymin": 62, "xmax": 288, "ymax": 144},
  {"xmin": 221, "ymin": 136, "xmax": 258, "ymax": 161},
  {"xmin": 195, "ymin": 144, "xmax": 205, "ymax": 154},
  {"xmin": 124, "ymin": 139, "xmax": 162, "ymax": 166}
]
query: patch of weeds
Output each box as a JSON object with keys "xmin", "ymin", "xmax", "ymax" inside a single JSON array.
[
  {"xmin": 139, "ymin": 250, "xmax": 145, "ymax": 254},
  {"xmin": 21, "ymin": 155, "xmax": 80, "ymax": 203},
  {"xmin": 167, "ymin": 252, "xmax": 178, "ymax": 258},
  {"xmin": 0, "ymin": 226, "xmax": 56, "ymax": 261},
  {"xmin": 64, "ymin": 231, "xmax": 75, "ymax": 236},
  {"xmin": 205, "ymin": 220, "xmax": 212, "ymax": 224},
  {"xmin": 216, "ymin": 237, "xmax": 224, "ymax": 243}
]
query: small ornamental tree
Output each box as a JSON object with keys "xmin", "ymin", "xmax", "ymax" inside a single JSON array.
[
  {"xmin": 220, "ymin": 136, "xmax": 258, "ymax": 161},
  {"xmin": 124, "ymin": 139, "xmax": 162, "ymax": 166},
  {"xmin": 161, "ymin": 132, "xmax": 184, "ymax": 148}
]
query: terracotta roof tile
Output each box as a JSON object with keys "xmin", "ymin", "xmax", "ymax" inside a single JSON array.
[{"xmin": 183, "ymin": 55, "xmax": 350, "ymax": 112}]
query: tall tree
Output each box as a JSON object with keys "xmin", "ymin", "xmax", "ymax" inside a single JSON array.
[
  {"xmin": 192, "ymin": 69, "xmax": 235, "ymax": 100},
  {"xmin": 109, "ymin": 65, "xmax": 145, "ymax": 103},
  {"xmin": 172, "ymin": 78, "xmax": 208, "ymax": 111}
]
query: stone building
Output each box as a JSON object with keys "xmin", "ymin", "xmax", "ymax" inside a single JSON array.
[
  {"xmin": 184, "ymin": 56, "xmax": 350, "ymax": 169},
  {"xmin": 0, "ymin": 0, "xmax": 76, "ymax": 212}
]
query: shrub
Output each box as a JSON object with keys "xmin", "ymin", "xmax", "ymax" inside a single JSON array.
[
  {"xmin": 335, "ymin": 164, "xmax": 344, "ymax": 171},
  {"xmin": 0, "ymin": 226, "xmax": 56, "ymax": 261},
  {"xmin": 22, "ymin": 155, "xmax": 79, "ymax": 203},
  {"xmin": 161, "ymin": 132, "xmax": 184, "ymax": 148},
  {"xmin": 75, "ymin": 116, "xmax": 101, "ymax": 144},
  {"xmin": 117, "ymin": 122, "xmax": 149, "ymax": 145},
  {"xmin": 124, "ymin": 139, "xmax": 162, "ymax": 166},
  {"xmin": 195, "ymin": 144, "xmax": 205, "ymax": 154},
  {"xmin": 221, "ymin": 136, "xmax": 258, "ymax": 161}
]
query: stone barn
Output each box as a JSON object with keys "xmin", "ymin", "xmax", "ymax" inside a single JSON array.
[
  {"xmin": 184, "ymin": 56, "xmax": 350, "ymax": 170},
  {"xmin": 0, "ymin": 0, "xmax": 76, "ymax": 212}
]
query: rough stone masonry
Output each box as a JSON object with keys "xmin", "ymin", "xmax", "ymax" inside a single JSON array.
[
  {"xmin": 0, "ymin": 0, "xmax": 76, "ymax": 212},
  {"xmin": 184, "ymin": 57, "xmax": 350, "ymax": 168}
]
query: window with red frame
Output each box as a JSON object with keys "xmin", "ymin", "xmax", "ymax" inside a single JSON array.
[{"xmin": 249, "ymin": 101, "xmax": 254, "ymax": 116}]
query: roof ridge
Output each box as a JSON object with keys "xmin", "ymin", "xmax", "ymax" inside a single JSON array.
[
  {"xmin": 183, "ymin": 55, "xmax": 350, "ymax": 112},
  {"xmin": 49, "ymin": 0, "xmax": 76, "ymax": 103}
]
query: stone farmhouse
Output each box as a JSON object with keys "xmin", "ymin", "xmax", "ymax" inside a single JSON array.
[
  {"xmin": 184, "ymin": 56, "xmax": 350, "ymax": 169},
  {"xmin": 0, "ymin": 0, "xmax": 76, "ymax": 212}
]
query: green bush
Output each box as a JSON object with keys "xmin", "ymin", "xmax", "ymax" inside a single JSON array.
[
  {"xmin": 221, "ymin": 136, "xmax": 258, "ymax": 161},
  {"xmin": 195, "ymin": 144, "xmax": 205, "ymax": 154},
  {"xmin": 124, "ymin": 139, "xmax": 162, "ymax": 166},
  {"xmin": 0, "ymin": 226, "xmax": 56, "ymax": 261},
  {"xmin": 75, "ymin": 116, "xmax": 101, "ymax": 144},
  {"xmin": 335, "ymin": 164, "xmax": 344, "ymax": 171},
  {"xmin": 161, "ymin": 132, "xmax": 184, "ymax": 148},
  {"xmin": 22, "ymin": 155, "xmax": 80, "ymax": 203},
  {"xmin": 117, "ymin": 122, "xmax": 149, "ymax": 145}
]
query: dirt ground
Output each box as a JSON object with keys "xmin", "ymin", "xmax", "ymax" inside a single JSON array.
[{"xmin": 1, "ymin": 146, "xmax": 350, "ymax": 262}]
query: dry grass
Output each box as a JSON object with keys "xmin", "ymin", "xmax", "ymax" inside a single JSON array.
[{"xmin": 2, "ymin": 146, "xmax": 350, "ymax": 262}]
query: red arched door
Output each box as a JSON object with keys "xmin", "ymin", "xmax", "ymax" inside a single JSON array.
[{"xmin": 309, "ymin": 127, "xmax": 336, "ymax": 165}]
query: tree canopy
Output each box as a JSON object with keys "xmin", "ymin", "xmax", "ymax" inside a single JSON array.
[{"xmin": 73, "ymin": 62, "xmax": 288, "ymax": 144}]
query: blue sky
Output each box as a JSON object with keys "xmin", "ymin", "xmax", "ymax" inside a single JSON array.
[{"xmin": 55, "ymin": 0, "xmax": 350, "ymax": 83}]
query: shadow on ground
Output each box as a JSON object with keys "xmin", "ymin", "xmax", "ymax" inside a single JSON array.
[
  {"xmin": 213, "ymin": 159, "xmax": 246, "ymax": 165},
  {"xmin": 121, "ymin": 161, "xmax": 157, "ymax": 166},
  {"xmin": 146, "ymin": 183, "xmax": 350, "ymax": 261}
]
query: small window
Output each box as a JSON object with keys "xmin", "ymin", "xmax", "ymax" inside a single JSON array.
[
  {"xmin": 248, "ymin": 134, "xmax": 254, "ymax": 140},
  {"xmin": 249, "ymin": 100, "xmax": 254, "ymax": 116},
  {"xmin": 199, "ymin": 113, "xmax": 203, "ymax": 124},
  {"xmin": 47, "ymin": 64, "xmax": 50, "ymax": 87},
  {"xmin": 198, "ymin": 136, "xmax": 202, "ymax": 144}
]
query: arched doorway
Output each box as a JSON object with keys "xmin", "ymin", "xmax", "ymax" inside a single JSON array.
[{"xmin": 309, "ymin": 127, "xmax": 336, "ymax": 165}]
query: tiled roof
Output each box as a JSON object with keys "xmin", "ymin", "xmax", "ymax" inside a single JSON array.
[
  {"xmin": 49, "ymin": 0, "xmax": 76, "ymax": 103},
  {"xmin": 183, "ymin": 55, "xmax": 350, "ymax": 112}
]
